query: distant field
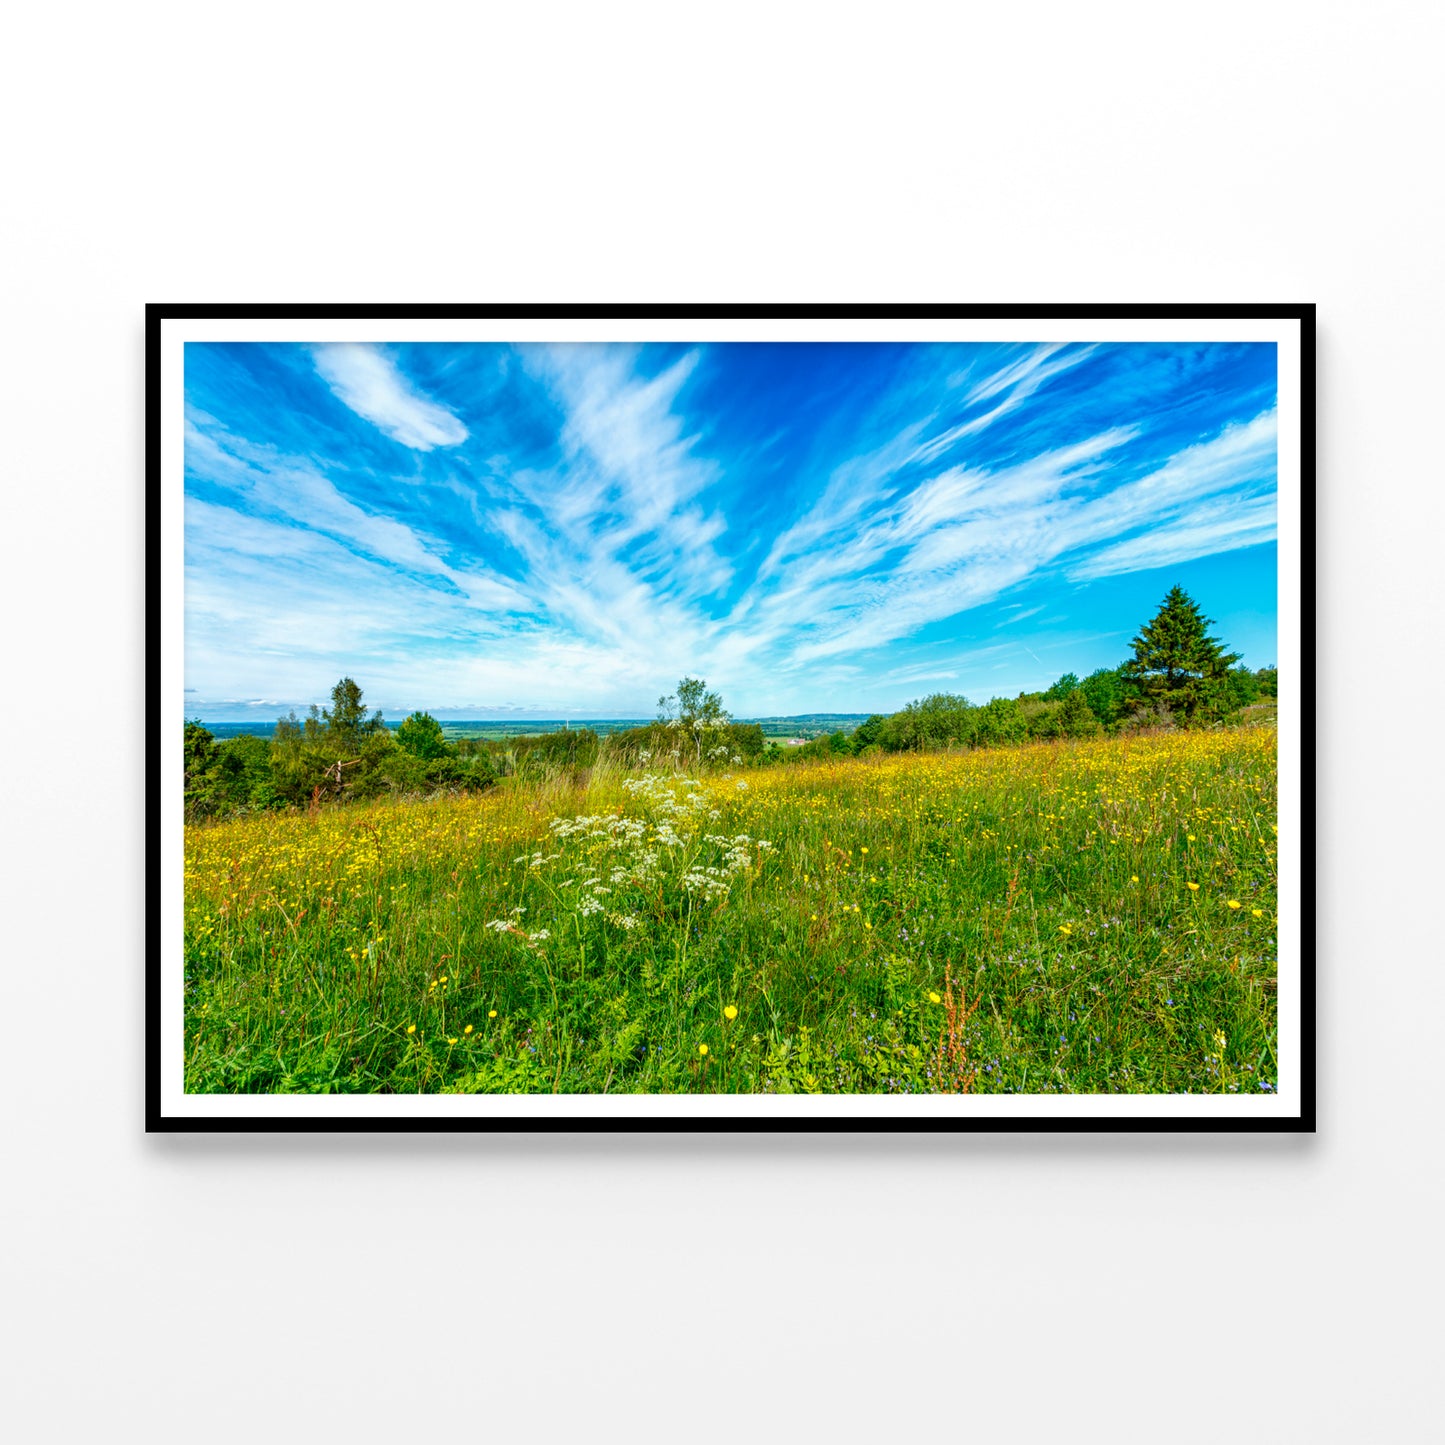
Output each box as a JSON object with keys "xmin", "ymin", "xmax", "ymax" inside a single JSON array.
[{"xmin": 183, "ymin": 727, "xmax": 1277, "ymax": 1095}]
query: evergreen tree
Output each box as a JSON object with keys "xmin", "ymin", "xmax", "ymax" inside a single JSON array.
[{"xmin": 1123, "ymin": 587, "xmax": 1241, "ymax": 723}]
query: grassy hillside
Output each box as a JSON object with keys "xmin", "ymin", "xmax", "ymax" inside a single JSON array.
[{"xmin": 183, "ymin": 726, "xmax": 1278, "ymax": 1095}]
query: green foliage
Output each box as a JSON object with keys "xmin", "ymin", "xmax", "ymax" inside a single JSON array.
[
  {"xmin": 1044, "ymin": 672, "xmax": 1081, "ymax": 702},
  {"xmin": 657, "ymin": 675, "xmax": 733, "ymax": 764},
  {"xmin": 1020, "ymin": 699, "xmax": 1062, "ymax": 740},
  {"xmin": 397, "ymin": 711, "xmax": 449, "ymax": 760},
  {"xmin": 658, "ymin": 675, "xmax": 729, "ymax": 728},
  {"xmin": 379, "ymin": 746, "xmax": 496, "ymax": 797},
  {"xmin": 1123, "ymin": 586, "xmax": 1242, "ymax": 724},
  {"xmin": 210, "ymin": 734, "xmax": 277, "ymax": 810},
  {"xmin": 879, "ymin": 693, "xmax": 975, "ymax": 751},
  {"xmin": 1057, "ymin": 687, "xmax": 1102, "ymax": 738},
  {"xmin": 974, "ymin": 696, "xmax": 1028, "ymax": 746},
  {"xmin": 322, "ymin": 676, "xmax": 385, "ymax": 750},
  {"xmin": 1080, "ymin": 667, "xmax": 1130, "ymax": 726},
  {"xmin": 183, "ymin": 721, "xmax": 218, "ymax": 816},
  {"xmin": 513, "ymin": 729, "xmax": 601, "ymax": 776},
  {"xmin": 184, "ymin": 723, "xmax": 280, "ymax": 817},
  {"xmin": 781, "ymin": 730, "xmax": 856, "ymax": 764},
  {"xmin": 852, "ymin": 714, "xmax": 887, "ymax": 750}
]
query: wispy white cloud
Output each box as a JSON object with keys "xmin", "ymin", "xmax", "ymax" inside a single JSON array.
[
  {"xmin": 908, "ymin": 344, "xmax": 1096, "ymax": 466},
  {"xmin": 995, "ymin": 606, "xmax": 1044, "ymax": 627},
  {"xmin": 312, "ymin": 344, "xmax": 468, "ymax": 450},
  {"xmin": 186, "ymin": 412, "xmax": 527, "ymax": 611},
  {"xmin": 1066, "ymin": 409, "xmax": 1278, "ymax": 579}
]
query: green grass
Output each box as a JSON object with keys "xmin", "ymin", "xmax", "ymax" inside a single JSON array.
[{"xmin": 183, "ymin": 727, "xmax": 1278, "ymax": 1095}]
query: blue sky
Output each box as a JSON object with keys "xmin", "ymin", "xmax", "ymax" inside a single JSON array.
[{"xmin": 183, "ymin": 339, "xmax": 1277, "ymax": 720}]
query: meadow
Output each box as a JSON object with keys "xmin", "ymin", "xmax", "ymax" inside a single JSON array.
[{"xmin": 183, "ymin": 727, "xmax": 1278, "ymax": 1095}]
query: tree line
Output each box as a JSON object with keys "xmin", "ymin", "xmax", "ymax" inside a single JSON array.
[
  {"xmin": 183, "ymin": 586, "xmax": 1274, "ymax": 820},
  {"xmin": 775, "ymin": 585, "xmax": 1275, "ymax": 763}
]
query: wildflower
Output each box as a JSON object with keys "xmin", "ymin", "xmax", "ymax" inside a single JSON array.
[
  {"xmin": 463, "ymin": 1024, "xmax": 473, "ymax": 1035},
  {"xmin": 724, "ymin": 1005, "xmax": 738, "ymax": 1021},
  {"xmin": 1187, "ymin": 834, "xmax": 1196, "ymax": 842},
  {"xmin": 447, "ymin": 1037, "xmax": 458, "ymax": 1046},
  {"xmin": 929, "ymin": 992, "xmax": 942, "ymax": 1004},
  {"xmin": 698, "ymin": 1044, "xmax": 709, "ymax": 1056},
  {"xmin": 406, "ymin": 1024, "xmax": 416, "ymax": 1034},
  {"xmin": 861, "ymin": 846, "xmax": 868, "ymax": 854},
  {"xmin": 1227, "ymin": 900, "xmax": 1241, "ymax": 910},
  {"xmin": 1130, "ymin": 875, "xmax": 1139, "ymax": 883},
  {"xmin": 1252, "ymin": 908, "xmax": 1263, "ymax": 918},
  {"xmin": 488, "ymin": 1009, "xmax": 498, "ymax": 1018},
  {"xmin": 1186, "ymin": 882, "xmax": 1200, "ymax": 891},
  {"xmin": 1058, "ymin": 924, "xmax": 1072, "ymax": 936}
]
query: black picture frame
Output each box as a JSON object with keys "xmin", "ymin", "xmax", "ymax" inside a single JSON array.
[{"xmin": 148, "ymin": 303, "xmax": 1314, "ymax": 1133}]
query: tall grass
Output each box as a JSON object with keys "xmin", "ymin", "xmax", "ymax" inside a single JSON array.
[{"xmin": 183, "ymin": 727, "xmax": 1278, "ymax": 1094}]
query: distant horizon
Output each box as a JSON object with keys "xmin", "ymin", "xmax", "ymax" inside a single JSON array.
[
  {"xmin": 189, "ymin": 709, "xmax": 881, "ymax": 727},
  {"xmin": 186, "ymin": 339, "xmax": 1277, "ymax": 717}
]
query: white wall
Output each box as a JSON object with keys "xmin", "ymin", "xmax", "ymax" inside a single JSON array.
[{"xmin": 1, "ymin": 4, "xmax": 1438, "ymax": 1439}]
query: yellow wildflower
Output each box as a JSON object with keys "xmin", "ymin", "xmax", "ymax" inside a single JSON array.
[
  {"xmin": 1227, "ymin": 900, "xmax": 1241, "ymax": 910},
  {"xmin": 723, "ymin": 1005, "xmax": 738, "ymax": 1021},
  {"xmin": 488, "ymin": 1009, "xmax": 498, "ymax": 1018},
  {"xmin": 698, "ymin": 1044, "xmax": 709, "ymax": 1057},
  {"xmin": 1187, "ymin": 882, "xmax": 1200, "ymax": 891},
  {"xmin": 406, "ymin": 1024, "xmax": 416, "ymax": 1034},
  {"xmin": 929, "ymin": 991, "xmax": 942, "ymax": 1004}
]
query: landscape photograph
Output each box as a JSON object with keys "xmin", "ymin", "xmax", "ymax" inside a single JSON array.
[{"xmin": 170, "ymin": 320, "xmax": 1292, "ymax": 1110}]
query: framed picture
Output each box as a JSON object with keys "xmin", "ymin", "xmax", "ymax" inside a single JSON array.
[{"xmin": 149, "ymin": 304, "xmax": 1313, "ymax": 1131}]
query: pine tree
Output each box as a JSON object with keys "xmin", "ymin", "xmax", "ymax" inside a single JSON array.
[{"xmin": 1123, "ymin": 587, "xmax": 1242, "ymax": 723}]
